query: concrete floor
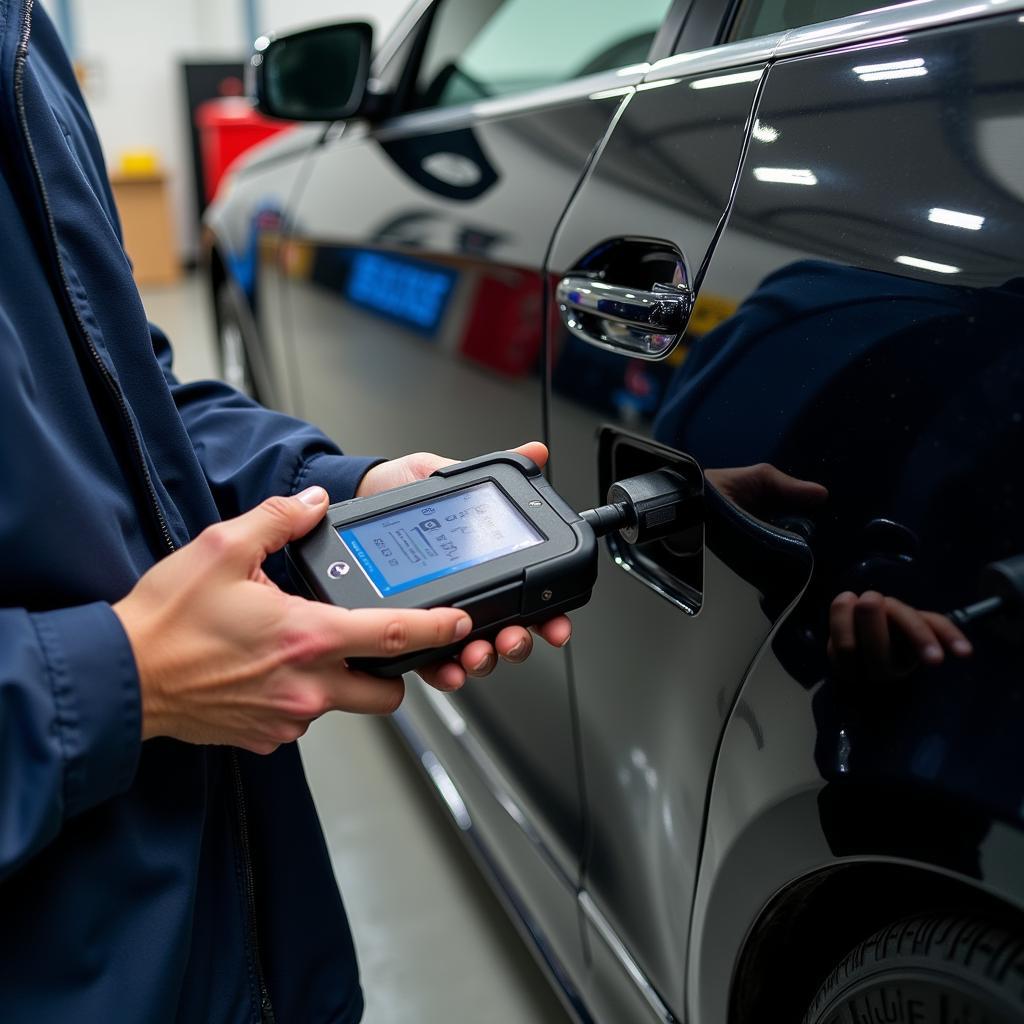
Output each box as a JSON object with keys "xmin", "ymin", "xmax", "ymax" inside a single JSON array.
[{"xmin": 140, "ymin": 277, "xmax": 570, "ymax": 1024}]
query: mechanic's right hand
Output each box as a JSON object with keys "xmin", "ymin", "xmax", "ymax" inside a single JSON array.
[{"xmin": 113, "ymin": 487, "xmax": 472, "ymax": 754}]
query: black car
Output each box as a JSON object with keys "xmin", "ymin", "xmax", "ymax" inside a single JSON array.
[{"xmin": 205, "ymin": 1, "xmax": 1024, "ymax": 1020}]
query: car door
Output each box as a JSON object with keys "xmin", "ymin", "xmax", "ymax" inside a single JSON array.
[
  {"xmin": 547, "ymin": 0, "xmax": 1024, "ymax": 1020},
  {"xmin": 545, "ymin": 18, "xmax": 782, "ymax": 1016},
  {"xmin": 674, "ymin": 6, "xmax": 1024, "ymax": 1022},
  {"xmin": 272, "ymin": 0, "xmax": 681, "ymax": 985}
]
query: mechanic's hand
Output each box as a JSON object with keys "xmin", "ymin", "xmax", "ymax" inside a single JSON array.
[
  {"xmin": 114, "ymin": 487, "xmax": 474, "ymax": 754},
  {"xmin": 827, "ymin": 590, "xmax": 973, "ymax": 684},
  {"xmin": 705, "ymin": 463, "xmax": 828, "ymax": 518},
  {"xmin": 357, "ymin": 441, "xmax": 572, "ymax": 690}
]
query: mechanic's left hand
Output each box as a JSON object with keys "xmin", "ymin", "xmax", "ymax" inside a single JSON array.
[
  {"xmin": 355, "ymin": 441, "xmax": 572, "ymax": 691},
  {"xmin": 827, "ymin": 589, "xmax": 973, "ymax": 683}
]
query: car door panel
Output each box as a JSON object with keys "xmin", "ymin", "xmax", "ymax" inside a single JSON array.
[
  {"xmin": 548, "ymin": 7, "xmax": 1024, "ymax": 1021},
  {"xmin": 546, "ymin": 62, "xmax": 779, "ymax": 1015},
  {"xmin": 678, "ymin": 16, "xmax": 1024, "ymax": 1021}
]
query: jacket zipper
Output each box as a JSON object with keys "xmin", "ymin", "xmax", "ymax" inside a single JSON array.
[
  {"xmin": 13, "ymin": 0, "xmax": 175, "ymax": 557},
  {"xmin": 14, "ymin": 4, "xmax": 275, "ymax": 1020},
  {"xmin": 230, "ymin": 752, "xmax": 277, "ymax": 1024}
]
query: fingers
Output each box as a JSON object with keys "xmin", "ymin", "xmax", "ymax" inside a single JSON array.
[
  {"xmin": 323, "ymin": 671, "xmax": 407, "ymax": 716},
  {"xmin": 744, "ymin": 463, "xmax": 829, "ymax": 512},
  {"xmin": 828, "ymin": 590, "xmax": 975, "ymax": 682},
  {"xmin": 755, "ymin": 463, "xmax": 828, "ymax": 500},
  {"xmin": 534, "ymin": 615, "xmax": 572, "ymax": 648},
  {"xmin": 880, "ymin": 596, "xmax": 946, "ymax": 665},
  {"xmin": 459, "ymin": 639, "xmax": 496, "ymax": 677},
  {"xmin": 921, "ymin": 610, "xmax": 973, "ymax": 657},
  {"xmin": 828, "ymin": 591, "xmax": 858, "ymax": 672},
  {"xmin": 418, "ymin": 661, "xmax": 467, "ymax": 692},
  {"xmin": 311, "ymin": 605, "xmax": 472, "ymax": 659},
  {"xmin": 511, "ymin": 441, "xmax": 549, "ymax": 470},
  {"xmin": 852, "ymin": 591, "xmax": 891, "ymax": 676},
  {"xmin": 496, "ymin": 626, "xmax": 533, "ymax": 663},
  {"xmin": 706, "ymin": 464, "xmax": 827, "ymax": 516},
  {"xmin": 884, "ymin": 599, "xmax": 973, "ymax": 664},
  {"xmin": 455, "ymin": 618, "xmax": 572, "ymax": 676},
  {"xmin": 418, "ymin": 616, "xmax": 566, "ymax": 691},
  {"xmin": 210, "ymin": 487, "xmax": 330, "ymax": 567}
]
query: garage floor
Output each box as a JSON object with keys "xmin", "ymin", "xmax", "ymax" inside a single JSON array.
[{"xmin": 141, "ymin": 277, "xmax": 570, "ymax": 1024}]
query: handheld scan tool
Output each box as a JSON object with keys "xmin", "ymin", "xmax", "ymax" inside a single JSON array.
[
  {"xmin": 287, "ymin": 451, "xmax": 696, "ymax": 676},
  {"xmin": 288, "ymin": 453, "xmax": 595, "ymax": 676}
]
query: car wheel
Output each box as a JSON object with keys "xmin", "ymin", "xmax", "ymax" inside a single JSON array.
[
  {"xmin": 215, "ymin": 283, "xmax": 257, "ymax": 399},
  {"xmin": 802, "ymin": 913, "xmax": 1024, "ymax": 1024}
]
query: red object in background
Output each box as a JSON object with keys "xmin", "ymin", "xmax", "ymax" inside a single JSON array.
[
  {"xmin": 195, "ymin": 97, "xmax": 292, "ymax": 203},
  {"xmin": 460, "ymin": 271, "xmax": 544, "ymax": 377}
]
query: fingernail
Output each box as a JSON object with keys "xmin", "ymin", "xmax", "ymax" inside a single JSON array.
[
  {"xmin": 952, "ymin": 639, "xmax": 973, "ymax": 656},
  {"xmin": 454, "ymin": 615, "xmax": 472, "ymax": 641},
  {"xmin": 473, "ymin": 654, "xmax": 495, "ymax": 675},
  {"xmin": 296, "ymin": 485, "xmax": 327, "ymax": 506},
  {"xmin": 558, "ymin": 633, "xmax": 572, "ymax": 648},
  {"xmin": 506, "ymin": 640, "xmax": 527, "ymax": 660},
  {"xmin": 923, "ymin": 644, "xmax": 943, "ymax": 663}
]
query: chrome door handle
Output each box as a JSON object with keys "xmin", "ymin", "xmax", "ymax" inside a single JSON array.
[{"xmin": 556, "ymin": 276, "xmax": 692, "ymax": 359}]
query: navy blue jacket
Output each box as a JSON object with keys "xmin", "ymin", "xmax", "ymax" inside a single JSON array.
[{"xmin": 0, "ymin": 4, "xmax": 376, "ymax": 1020}]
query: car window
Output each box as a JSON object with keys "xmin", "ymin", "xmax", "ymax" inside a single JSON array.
[
  {"xmin": 412, "ymin": 0, "xmax": 673, "ymax": 110},
  {"xmin": 729, "ymin": 0, "xmax": 908, "ymax": 41}
]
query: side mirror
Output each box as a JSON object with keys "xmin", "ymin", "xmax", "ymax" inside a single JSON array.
[{"xmin": 250, "ymin": 21, "xmax": 372, "ymax": 122}]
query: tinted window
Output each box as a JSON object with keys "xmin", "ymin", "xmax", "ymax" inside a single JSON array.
[
  {"xmin": 413, "ymin": 0, "xmax": 673, "ymax": 110},
  {"xmin": 730, "ymin": 0, "xmax": 906, "ymax": 41}
]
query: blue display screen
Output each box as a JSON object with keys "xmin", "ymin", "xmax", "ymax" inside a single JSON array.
[
  {"xmin": 337, "ymin": 482, "xmax": 543, "ymax": 597},
  {"xmin": 346, "ymin": 251, "xmax": 455, "ymax": 332}
]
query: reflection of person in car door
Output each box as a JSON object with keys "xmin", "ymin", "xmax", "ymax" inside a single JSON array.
[
  {"xmin": 653, "ymin": 259, "xmax": 1021, "ymax": 682},
  {"xmin": 0, "ymin": 8, "xmax": 570, "ymax": 1021},
  {"xmin": 705, "ymin": 464, "xmax": 972, "ymax": 678}
]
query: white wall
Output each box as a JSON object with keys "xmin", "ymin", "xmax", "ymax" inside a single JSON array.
[
  {"xmin": 49, "ymin": 0, "xmax": 408, "ymax": 263},
  {"xmin": 259, "ymin": 0, "xmax": 407, "ymax": 38}
]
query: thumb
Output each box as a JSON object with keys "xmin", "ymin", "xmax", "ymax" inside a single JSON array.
[
  {"xmin": 222, "ymin": 486, "xmax": 330, "ymax": 564},
  {"xmin": 512, "ymin": 441, "xmax": 549, "ymax": 470}
]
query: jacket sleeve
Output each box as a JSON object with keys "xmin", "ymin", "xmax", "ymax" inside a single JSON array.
[
  {"xmin": 0, "ymin": 602, "xmax": 141, "ymax": 882},
  {"xmin": 152, "ymin": 323, "xmax": 384, "ymax": 515}
]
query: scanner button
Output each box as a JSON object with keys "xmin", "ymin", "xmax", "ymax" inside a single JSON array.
[
  {"xmin": 327, "ymin": 561, "xmax": 350, "ymax": 579},
  {"xmin": 456, "ymin": 583, "xmax": 521, "ymax": 625}
]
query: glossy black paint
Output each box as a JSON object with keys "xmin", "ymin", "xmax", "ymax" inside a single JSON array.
[
  {"xmin": 682, "ymin": 17, "xmax": 1024, "ymax": 1021},
  {"xmin": 205, "ymin": 3, "xmax": 1024, "ymax": 1022},
  {"xmin": 547, "ymin": 64, "xmax": 778, "ymax": 1016}
]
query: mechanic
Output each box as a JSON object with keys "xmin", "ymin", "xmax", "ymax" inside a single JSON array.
[{"xmin": 0, "ymin": 5, "xmax": 569, "ymax": 1022}]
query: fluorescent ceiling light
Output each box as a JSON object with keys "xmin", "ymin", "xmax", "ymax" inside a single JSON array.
[
  {"xmin": 853, "ymin": 57, "xmax": 927, "ymax": 81},
  {"xmin": 928, "ymin": 207, "xmax": 985, "ymax": 230},
  {"xmin": 753, "ymin": 167, "xmax": 817, "ymax": 186},
  {"xmin": 896, "ymin": 254, "xmax": 960, "ymax": 274},
  {"xmin": 589, "ymin": 86, "xmax": 633, "ymax": 101},
  {"xmin": 852, "ymin": 57, "xmax": 924, "ymax": 73},
  {"xmin": 798, "ymin": 19, "xmax": 867, "ymax": 40},
  {"xmin": 637, "ymin": 78, "xmax": 682, "ymax": 91},
  {"xmin": 858, "ymin": 67, "xmax": 928, "ymax": 80},
  {"xmin": 752, "ymin": 119, "xmax": 779, "ymax": 143},
  {"xmin": 690, "ymin": 69, "xmax": 763, "ymax": 90}
]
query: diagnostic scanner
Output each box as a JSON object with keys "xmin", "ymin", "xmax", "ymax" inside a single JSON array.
[
  {"xmin": 287, "ymin": 453, "xmax": 597, "ymax": 676},
  {"xmin": 287, "ymin": 451, "xmax": 698, "ymax": 676}
]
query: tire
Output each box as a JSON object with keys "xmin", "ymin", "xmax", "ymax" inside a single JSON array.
[
  {"xmin": 802, "ymin": 913, "xmax": 1024, "ymax": 1024},
  {"xmin": 215, "ymin": 283, "xmax": 258, "ymax": 399}
]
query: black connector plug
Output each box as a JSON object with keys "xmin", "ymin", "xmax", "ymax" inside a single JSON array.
[{"xmin": 580, "ymin": 469, "xmax": 701, "ymax": 544}]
